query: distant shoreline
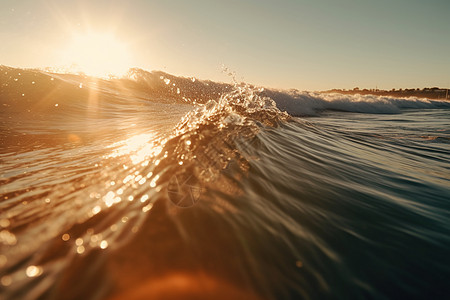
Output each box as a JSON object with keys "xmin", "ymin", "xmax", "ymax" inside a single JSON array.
[{"xmin": 320, "ymin": 87, "xmax": 450, "ymax": 101}]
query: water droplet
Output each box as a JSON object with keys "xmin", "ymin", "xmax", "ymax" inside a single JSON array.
[
  {"xmin": 77, "ymin": 245, "xmax": 85, "ymax": 254},
  {"xmin": 62, "ymin": 233, "xmax": 70, "ymax": 241},
  {"xmin": 1, "ymin": 275, "xmax": 12, "ymax": 286},
  {"xmin": 103, "ymin": 191, "xmax": 116, "ymax": 207},
  {"xmin": 142, "ymin": 203, "xmax": 153, "ymax": 213},
  {"xmin": 140, "ymin": 194, "xmax": 149, "ymax": 202},
  {"xmin": 150, "ymin": 175, "xmax": 159, "ymax": 188},
  {"xmin": 100, "ymin": 240, "xmax": 108, "ymax": 249},
  {"xmin": 26, "ymin": 265, "xmax": 43, "ymax": 277},
  {"xmin": 92, "ymin": 206, "xmax": 101, "ymax": 215},
  {"xmin": 75, "ymin": 238, "xmax": 83, "ymax": 246},
  {"xmin": 90, "ymin": 234, "xmax": 100, "ymax": 243}
]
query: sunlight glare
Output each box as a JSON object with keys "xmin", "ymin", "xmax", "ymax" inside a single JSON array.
[
  {"xmin": 60, "ymin": 32, "xmax": 132, "ymax": 77},
  {"xmin": 106, "ymin": 133, "xmax": 164, "ymax": 165}
]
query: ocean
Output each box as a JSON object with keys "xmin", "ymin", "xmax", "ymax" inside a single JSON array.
[{"xmin": 1, "ymin": 66, "xmax": 449, "ymax": 300}]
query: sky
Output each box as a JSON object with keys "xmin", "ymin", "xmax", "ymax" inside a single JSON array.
[{"xmin": 1, "ymin": 0, "xmax": 449, "ymax": 91}]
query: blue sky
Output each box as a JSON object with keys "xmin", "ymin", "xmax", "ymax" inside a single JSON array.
[{"xmin": 1, "ymin": 0, "xmax": 449, "ymax": 90}]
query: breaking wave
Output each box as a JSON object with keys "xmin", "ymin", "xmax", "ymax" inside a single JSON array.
[{"xmin": 1, "ymin": 66, "xmax": 449, "ymax": 300}]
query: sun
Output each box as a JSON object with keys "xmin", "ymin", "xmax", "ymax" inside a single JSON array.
[{"xmin": 60, "ymin": 31, "xmax": 132, "ymax": 77}]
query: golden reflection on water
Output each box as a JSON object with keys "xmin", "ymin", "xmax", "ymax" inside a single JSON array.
[
  {"xmin": 105, "ymin": 133, "xmax": 164, "ymax": 166},
  {"xmin": 57, "ymin": 130, "xmax": 169, "ymax": 258},
  {"xmin": 92, "ymin": 132, "xmax": 165, "ymax": 215}
]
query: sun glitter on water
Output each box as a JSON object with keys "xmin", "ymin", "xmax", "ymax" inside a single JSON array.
[{"xmin": 59, "ymin": 31, "xmax": 132, "ymax": 78}]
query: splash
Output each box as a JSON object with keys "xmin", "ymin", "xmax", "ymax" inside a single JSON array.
[{"xmin": 1, "ymin": 66, "xmax": 449, "ymax": 300}]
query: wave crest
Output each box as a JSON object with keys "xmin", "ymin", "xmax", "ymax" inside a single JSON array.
[
  {"xmin": 2, "ymin": 65, "xmax": 448, "ymax": 117},
  {"xmin": 263, "ymin": 89, "xmax": 450, "ymax": 116}
]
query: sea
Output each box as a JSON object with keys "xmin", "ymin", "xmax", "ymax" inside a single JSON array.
[{"xmin": 1, "ymin": 66, "xmax": 449, "ymax": 300}]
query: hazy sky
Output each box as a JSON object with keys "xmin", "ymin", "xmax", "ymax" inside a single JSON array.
[{"xmin": 1, "ymin": 0, "xmax": 449, "ymax": 90}]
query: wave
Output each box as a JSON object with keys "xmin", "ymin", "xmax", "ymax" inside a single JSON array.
[
  {"xmin": 2, "ymin": 65, "xmax": 449, "ymax": 119},
  {"xmin": 1, "ymin": 65, "xmax": 450, "ymax": 300},
  {"xmin": 262, "ymin": 89, "xmax": 450, "ymax": 115}
]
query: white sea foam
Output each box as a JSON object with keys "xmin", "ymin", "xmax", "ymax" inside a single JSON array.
[{"xmin": 263, "ymin": 90, "xmax": 450, "ymax": 116}]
